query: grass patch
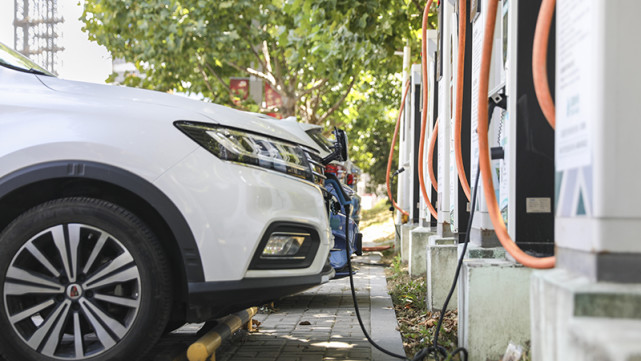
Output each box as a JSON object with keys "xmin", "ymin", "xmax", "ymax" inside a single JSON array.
[
  {"xmin": 359, "ymin": 202, "xmax": 459, "ymax": 358},
  {"xmin": 385, "ymin": 255, "xmax": 460, "ymax": 360},
  {"xmin": 360, "ymin": 199, "xmax": 396, "ymax": 244},
  {"xmin": 360, "ymin": 199, "xmax": 394, "ymax": 229}
]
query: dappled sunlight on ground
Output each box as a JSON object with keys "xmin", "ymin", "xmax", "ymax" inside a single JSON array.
[{"xmin": 360, "ymin": 214, "xmax": 395, "ymax": 244}]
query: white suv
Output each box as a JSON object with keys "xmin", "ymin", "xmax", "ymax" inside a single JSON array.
[{"xmin": 0, "ymin": 43, "xmax": 335, "ymax": 361}]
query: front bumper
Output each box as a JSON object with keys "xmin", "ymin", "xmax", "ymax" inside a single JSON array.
[
  {"xmin": 185, "ymin": 261, "xmax": 335, "ymax": 322},
  {"xmin": 153, "ymin": 147, "xmax": 332, "ymax": 282}
]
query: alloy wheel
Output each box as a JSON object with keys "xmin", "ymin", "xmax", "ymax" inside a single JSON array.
[{"xmin": 3, "ymin": 223, "xmax": 141, "ymax": 359}]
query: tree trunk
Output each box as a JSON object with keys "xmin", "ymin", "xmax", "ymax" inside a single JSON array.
[{"xmin": 279, "ymin": 92, "xmax": 297, "ymax": 118}]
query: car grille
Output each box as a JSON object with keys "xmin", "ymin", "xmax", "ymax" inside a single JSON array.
[{"xmin": 304, "ymin": 150, "xmax": 326, "ymax": 187}]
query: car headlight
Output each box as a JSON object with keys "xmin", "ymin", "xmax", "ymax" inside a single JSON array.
[{"xmin": 175, "ymin": 121, "xmax": 314, "ymax": 182}]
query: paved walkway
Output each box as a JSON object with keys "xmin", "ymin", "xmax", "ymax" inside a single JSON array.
[{"xmin": 150, "ymin": 253, "xmax": 405, "ymax": 361}]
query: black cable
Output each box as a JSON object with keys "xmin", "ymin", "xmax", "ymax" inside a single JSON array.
[
  {"xmin": 344, "ymin": 204, "xmax": 409, "ymax": 360},
  {"xmin": 423, "ymin": 163, "xmax": 479, "ymax": 361},
  {"xmin": 348, "ymin": 101, "xmax": 500, "ymax": 361},
  {"xmin": 428, "ymin": 100, "xmax": 499, "ymax": 361},
  {"xmin": 393, "ymin": 214, "xmax": 402, "ymax": 240},
  {"xmin": 450, "ymin": 347, "xmax": 470, "ymax": 359},
  {"xmin": 350, "ymin": 197, "xmax": 459, "ymax": 360}
]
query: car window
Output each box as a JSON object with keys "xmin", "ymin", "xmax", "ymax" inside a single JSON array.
[
  {"xmin": 0, "ymin": 42, "xmax": 54, "ymax": 76},
  {"xmin": 305, "ymin": 128, "xmax": 334, "ymax": 152}
]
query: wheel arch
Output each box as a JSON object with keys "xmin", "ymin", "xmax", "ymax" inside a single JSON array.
[{"xmin": 0, "ymin": 160, "xmax": 205, "ymax": 318}]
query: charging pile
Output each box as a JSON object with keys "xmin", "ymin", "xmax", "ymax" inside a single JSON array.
[{"xmin": 373, "ymin": 0, "xmax": 558, "ymax": 359}]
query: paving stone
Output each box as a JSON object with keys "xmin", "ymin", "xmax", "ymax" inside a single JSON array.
[{"xmin": 145, "ymin": 254, "xmax": 404, "ymax": 361}]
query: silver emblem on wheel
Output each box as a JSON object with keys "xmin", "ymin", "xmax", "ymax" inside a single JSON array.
[{"xmin": 66, "ymin": 284, "xmax": 83, "ymax": 300}]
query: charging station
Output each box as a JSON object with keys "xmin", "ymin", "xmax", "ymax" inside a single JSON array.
[
  {"xmin": 413, "ymin": 39, "xmax": 438, "ymax": 230},
  {"xmin": 531, "ymin": 1, "xmax": 641, "ymax": 359},
  {"xmin": 409, "ymin": 65, "xmax": 424, "ymax": 228},
  {"xmin": 387, "ymin": 0, "xmax": 641, "ymax": 359},
  {"xmin": 435, "ymin": 0, "xmax": 454, "ymax": 238},
  {"xmin": 395, "ymin": 45, "xmax": 413, "ymax": 261},
  {"xmin": 449, "ymin": 0, "xmax": 472, "ymax": 243},
  {"xmin": 420, "ymin": 0, "xmax": 463, "ymax": 311},
  {"xmin": 552, "ymin": 0, "xmax": 640, "ymax": 283},
  {"xmin": 409, "ymin": 33, "xmax": 439, "ymax": 277},
  {"xmin": 468, "ymin": 0, "xmax": 499, "ymax": 248},
  {"xmin": 459, "ymin": 0, "xmax": 556, "ymax": 359},
  {"xmin": 469, "ymin": 0, "xmax": 555, "ymax": 253},
  {"xmin": 428, "ymin": 52, "xmax": 439, "ymax": 232}
]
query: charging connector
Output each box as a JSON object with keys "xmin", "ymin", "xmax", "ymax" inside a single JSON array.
[{"xmin": 392, "ymin": 167, "xmax": 406, "ymax": 177}]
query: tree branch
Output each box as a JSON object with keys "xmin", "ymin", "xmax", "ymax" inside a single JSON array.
[
  {"xmin": 411, "ymin": 0, "xmax": 423, "ymax": 13},
  {"xmin": 273, "ymin": 53, "xmax": 283, "ymax": 81},
  {"xmin": 203, "ymin": 62, "xmax": 231, "ymax": 92},
  {"xmin": 261, "ymin": 40, "xmax": 273, "ymax": 74},
  {"xmin": 260, "ymin": 40, "xmax": 289, "ymax": 95},
  {"xmin": 226, "ymin": 61, "xmax": 277, "ymax": 86},
  {"xmin": 237, "ymin": 23, "xmax": 285, "ymax": 93},
  {"xmin": 236, "ymin": 22, "xmax": 269, "ymax": 72},
  {"xmin": 196, "ymin": 63, "xmax": 217, "ymax": 95},
  {"xmin": 312, "ymin": 93, "xmax": 322, "ymax": 114},
  {"xmin": 299, "ymin": 85, "xmax": 330, "ymax": 124},
  {"xmin": 317, "ymin": 77, "xmax": 356, "ymax": 124},
  {"xmin": 297, "ymin": 78, "xmax": 328, "ymax": 98},
  {"xmin": 247, "ymin": 44, "xmax": 268, "ymax": 71}
]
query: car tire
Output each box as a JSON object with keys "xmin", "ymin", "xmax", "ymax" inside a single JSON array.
[{"xmin": 0, "ymin": 197, "xmax": 172, "ymax": 361}]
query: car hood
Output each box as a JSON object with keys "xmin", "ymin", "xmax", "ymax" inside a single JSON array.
[
  {"xmin": 37, "ymin": 75, "xmax": 314, "ymax": 148},
  {"xmin": 246, "ymin": 114, "xmax": 330, "ymax": 156}
]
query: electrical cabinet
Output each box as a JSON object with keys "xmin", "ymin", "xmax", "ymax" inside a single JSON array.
[
  {"xmin": 555, "ymin": 0, "xmax": 641, "ymax": 282},
  {"xmin": 448, "ymin": 0, "xmax": 473, "ymax": 241},
  {"xmin": 436, "ymin": 0, "xmax": 454, "ymax": 235},
  {"xmin": 470, "ymin": 0, "xmax": 555, "ymax": 254},
  {"xmin": 416, "ymin": 31, "xmax": 439, "ymax": 227}
]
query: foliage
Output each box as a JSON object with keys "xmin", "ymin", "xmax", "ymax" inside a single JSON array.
[
  {"xmin": 360, "ymin": 198, "xmax": 394, "ymax": 228},
  {"xmin": 82, "ymin": 0, "xmax": 437, "ymax": 186},
  {"xmin": 389, "ymin": 254, "xmax": 405, "ymax": 279},
  {"xmin": 386, "ymin": 256, "xmax": 459, "ymax": 359},
  {"xmin": 82, "ymin": 0, "xmax": 431, "ymax": 121},
  {"xmin": 341, "ymin": 72, "xmax": 403, "ymax": 191}
]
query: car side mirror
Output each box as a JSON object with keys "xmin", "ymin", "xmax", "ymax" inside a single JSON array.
[{"xmin": 322, "ymin": 128, "xmax": 348, "ymax": 165}]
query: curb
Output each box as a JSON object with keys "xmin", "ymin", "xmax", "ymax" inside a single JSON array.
[{"xmin": 361, "ymin": 254, "xmax": 407, "ymax": 360}]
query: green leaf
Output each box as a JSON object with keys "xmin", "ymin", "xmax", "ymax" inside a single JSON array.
[
  {"xmin": 81, "ymin": 0, "xmax": 431, "ymax": 189},
  {"xmin": 358, "ymin": 13, "xmax": 368, "ymax": 28}
]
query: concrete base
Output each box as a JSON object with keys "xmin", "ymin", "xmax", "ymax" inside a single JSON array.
[
  {"xmin": 530, "ymin": 268, "xmax": 641, "ymax": 361},
  {"xmin": 567, "ymin": 318, "xmax": 641, "ymax": 361},
  {"xmin": 460, "ymin": 244, "xmax": 506, "ymax": 260},
  {"xmin": 557, "ymin": 247, "xmax": 641, "ymax": 283},
  {"xmin": 426, "ymin": 236, "xmax": 457, "ymax": 311},
  {"xmin": 409, "ymin": 227, "xmax": 435, "ymax": 277},
  {"xmin": 470, "ymin": 227, "xmax": 500, "ymax": 248},
  {"xmin": 400, "ymin": 223, "xmax": 417, "ymax": 263},
  {"xmin": 436, "ymin": 221, "xmax": 454, "ymax": 238},
  {"xmin": 458, "ymin": 258, "xmax": 532, "ymax": 361}
]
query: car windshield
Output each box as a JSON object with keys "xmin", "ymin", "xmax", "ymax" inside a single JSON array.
[
  {"xmin": 305, "ymin": 128, "xmax": 334, "ymax": 153},
  {"xmin": 0, "ymin": 41, "xmax": 54, "ymax": 76}
]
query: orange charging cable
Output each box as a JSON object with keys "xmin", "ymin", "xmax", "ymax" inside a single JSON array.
[
  {"xmin": 418, "ymin": 0, "xmax": 439, "ymax": 219},
  {"xmin": 386, "ymin": 80, "xmax": 411, "ymax": 217},
  {"xmin": 427, "ymin": 118, "xmax": 439, "ymax": 192},
  {"xmin": 533, "ymin": 0, "xmax": 556, "ymax": 128},
  {"xmin": 453, "ymin": 0, "xmax": 472, "ymax": 201},
  {"xmin": 476, "ymin": 0, "xmax": 555, "ymax": 269}
]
